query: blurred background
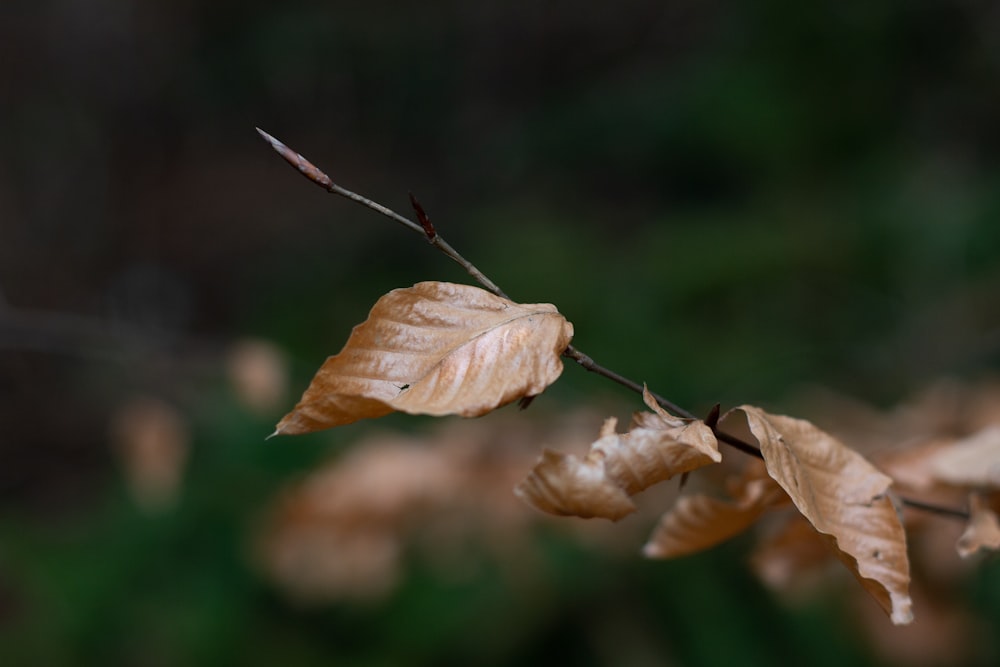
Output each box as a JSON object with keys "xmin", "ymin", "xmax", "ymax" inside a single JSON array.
[{"xmin": 2, "ymin": 1, "xmax": 1000, "ymax": 665}]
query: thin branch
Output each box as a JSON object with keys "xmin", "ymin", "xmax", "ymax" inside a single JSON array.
[
  {"xmin": 256, "ymin": 128, "xmax": 972, "ymax": 523},
  {"xmin": 560, "ymin": 346, "xmax": 695, "ymax": 419},
  {"xmin": 255, "ymin": 129, "xmax": 694, "ymax": 416},
  {"xmin": 256, "ymin": 128, "xmax": 508, "ymax": 299},
  {"xmin": 898, "ymin": 497, "xmax": 970, "ymax": 520}
]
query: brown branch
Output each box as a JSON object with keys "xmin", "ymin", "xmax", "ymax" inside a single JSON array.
[
  {"xmin": 255, "ymin": 128, "xmax": 972, "ymax": 523},
  {"xmin": 560, "ymin": 346, "xmax": 695, "ymax": 419},
  {"xmin": 898, "ymin": 497, "xmax": 970, "ymax": 520},
  {"xmin": 256, "ymin": 128, "xmax": 507, "ymax": 299}
]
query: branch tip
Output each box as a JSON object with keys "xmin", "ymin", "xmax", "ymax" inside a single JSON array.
[{"xmin": 255, "ymin": 127, "xmax": 334, "ymax": 190}]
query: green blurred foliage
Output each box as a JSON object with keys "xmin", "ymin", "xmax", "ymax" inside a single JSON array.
[{"xmin": 1, "ymin": 0, "xmax": 999, "ymax": 665}]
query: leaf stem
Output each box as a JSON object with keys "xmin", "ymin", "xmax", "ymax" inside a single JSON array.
[{"xmin": 257, "ymin": 128, "xmax": 972, "ymax": 524}]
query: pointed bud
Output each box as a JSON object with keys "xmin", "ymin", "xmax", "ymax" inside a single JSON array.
[{"xmin": 256, "ymin": 128, "xmax": 334, "ymax": 190}]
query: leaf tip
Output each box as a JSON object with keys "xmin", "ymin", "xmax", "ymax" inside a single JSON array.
[
  {"xmin": 890, "ymin": 596, "xmax": 915, "ymax": 626},
  {"xmin": 642, "ymin": 542, "xmax": 665, "ymax": 559},
  {"xmin": 640, "ymin": 385, "xmax": 660, "ymax": 414}
]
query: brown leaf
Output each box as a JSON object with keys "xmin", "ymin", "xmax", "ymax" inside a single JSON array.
[
  {"xmin": 719, "ymin": 406, "xmax": 914, "ymax": 625},
  {"xmin": 751, "ymin": 515, "xmax": 835, "ymax": 594},
  {"xmin": 255, "ymin": 434, "xmax": 468, "ymax": 602},
  {"xmin": 274, "ymin": 282, "xmax": 574, "ymax": 434},
  {"xmin": 110, "ymin": 397, "xmax": 189, "ymax": 512},
  {"xmin": 255, "ymin": 406, "xmax": 611, "ymax": 603},
  {"xmin": 873, "ymin": 438, "xmax": 957, "ymax": 494},
  {"xmin": 227, "ymin": 338, "xmax": 289, "ymax": 414},
  {"xmin": 926, "ymin": 426, "xmax": 1000, "ymax": 490},
  {"xmin": 515, "ymin": 390, "xmax": 720, "ymax": 520},
  {"xmin": 956, "ymin": 494, "xmax": 1000, "ymax": 558},
  {"xmin": 643, "ymin": 465, "xmax": 786, "ymax": 558},
  {"xmin": 514, "ymin": 440, "xmax": 638, "ymax": 520}
]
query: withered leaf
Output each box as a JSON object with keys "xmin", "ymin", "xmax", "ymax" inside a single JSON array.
[
  {"xmin": 643, "ymin": 469, "xmax": 787, "ymax": 558},
  {"xmin": 751, "ymin": 515, "xmax": 834, "ymax": 593},
  {"xmin": 874, "ymin": 438, "xmax": 957, "ymax": 494},
  {"xmin": 956, "ymin": 494, "xmax": 1000, "ymax": 558},
  {"xmin": 515, "ymin": 389, "xmax": 720, "ymax": 521},
  {"xmin": 927, "ymin": 426, "xmax": 1000, "ymax": 490},
  {"xmin": 111, "ymin": 397, "xmax": 189, "ymax": 512},
  {"xmin": 514, "ymin": 441, "xmax": 637, "ymax": 520},
  {"xmin": 719, "ymin": 406, "xmax": 914, "ymax": 625},
  {"xmin": 274, "ymin": 282, "xmax": 574, "ymax": 435}
]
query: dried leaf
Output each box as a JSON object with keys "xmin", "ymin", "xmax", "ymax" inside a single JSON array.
[
  {"xmin": 643, "ymin": 469, "xmax": 786, "ymax": 558},
  {"xmin": 515, "ymin": 391, "xmax": 720, "ymax": 521},
  {"xmin": 256, "ymin": 436, "xmax": 465, "ymax": 602},
  {"xmin": 719, "ymin": 406, "xmax": 914, "ymax": 625},
  {"xmin": 751, "ymin": 516, "xmax": 835, "ymax": 594},
  {"xmin": 927, "ymin": 426, "xmax": 1000, "ymax": 490},
  {"xmin": 956, "ymin": 494, "xmax": 1000, "ymax": 558},
  {"xmin": 274, "ymin": 282, "xmax": 574, "ymax": 434},
  {"xmin": 873, "ymin": 438, "xmax": 957, "ymax": 494},
  {"xmin": 514, "ymin": 442, "xmax": 638, "ymax": 520},
  {"xmin": 227, "ymin": 338, "xmax": 289, "ymax": 414},
  {"xmin": 256, "ymin": 407, "xmax": 611, "ymax": 603},
  {"xmin": 110, "ymin": 397, "xmax": 189, "ymax": 512}
]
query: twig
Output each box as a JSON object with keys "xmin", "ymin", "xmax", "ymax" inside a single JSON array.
[
  {"xmin": 255, "ymin": 129, "xmax": 689, "ymax": 415},
  {"xmin": 255, "ymin": 128, "xmax": 507, "ymax": 299},
  {"xmin": 256, "ymin": 128, "xmax": 972, "ymax": 523},
  {"xmin": 561, "ymin": 346, "xmax": 695, "ymax": 419},
  {"xmin": 898, "ymin": 497, "xmax": 970, "ymax": 520}
]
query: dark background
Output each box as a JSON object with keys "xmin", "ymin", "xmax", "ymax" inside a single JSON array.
[{"xmin": 2, "ymin": 1, "xmax": 1000, "ymax": 665}]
